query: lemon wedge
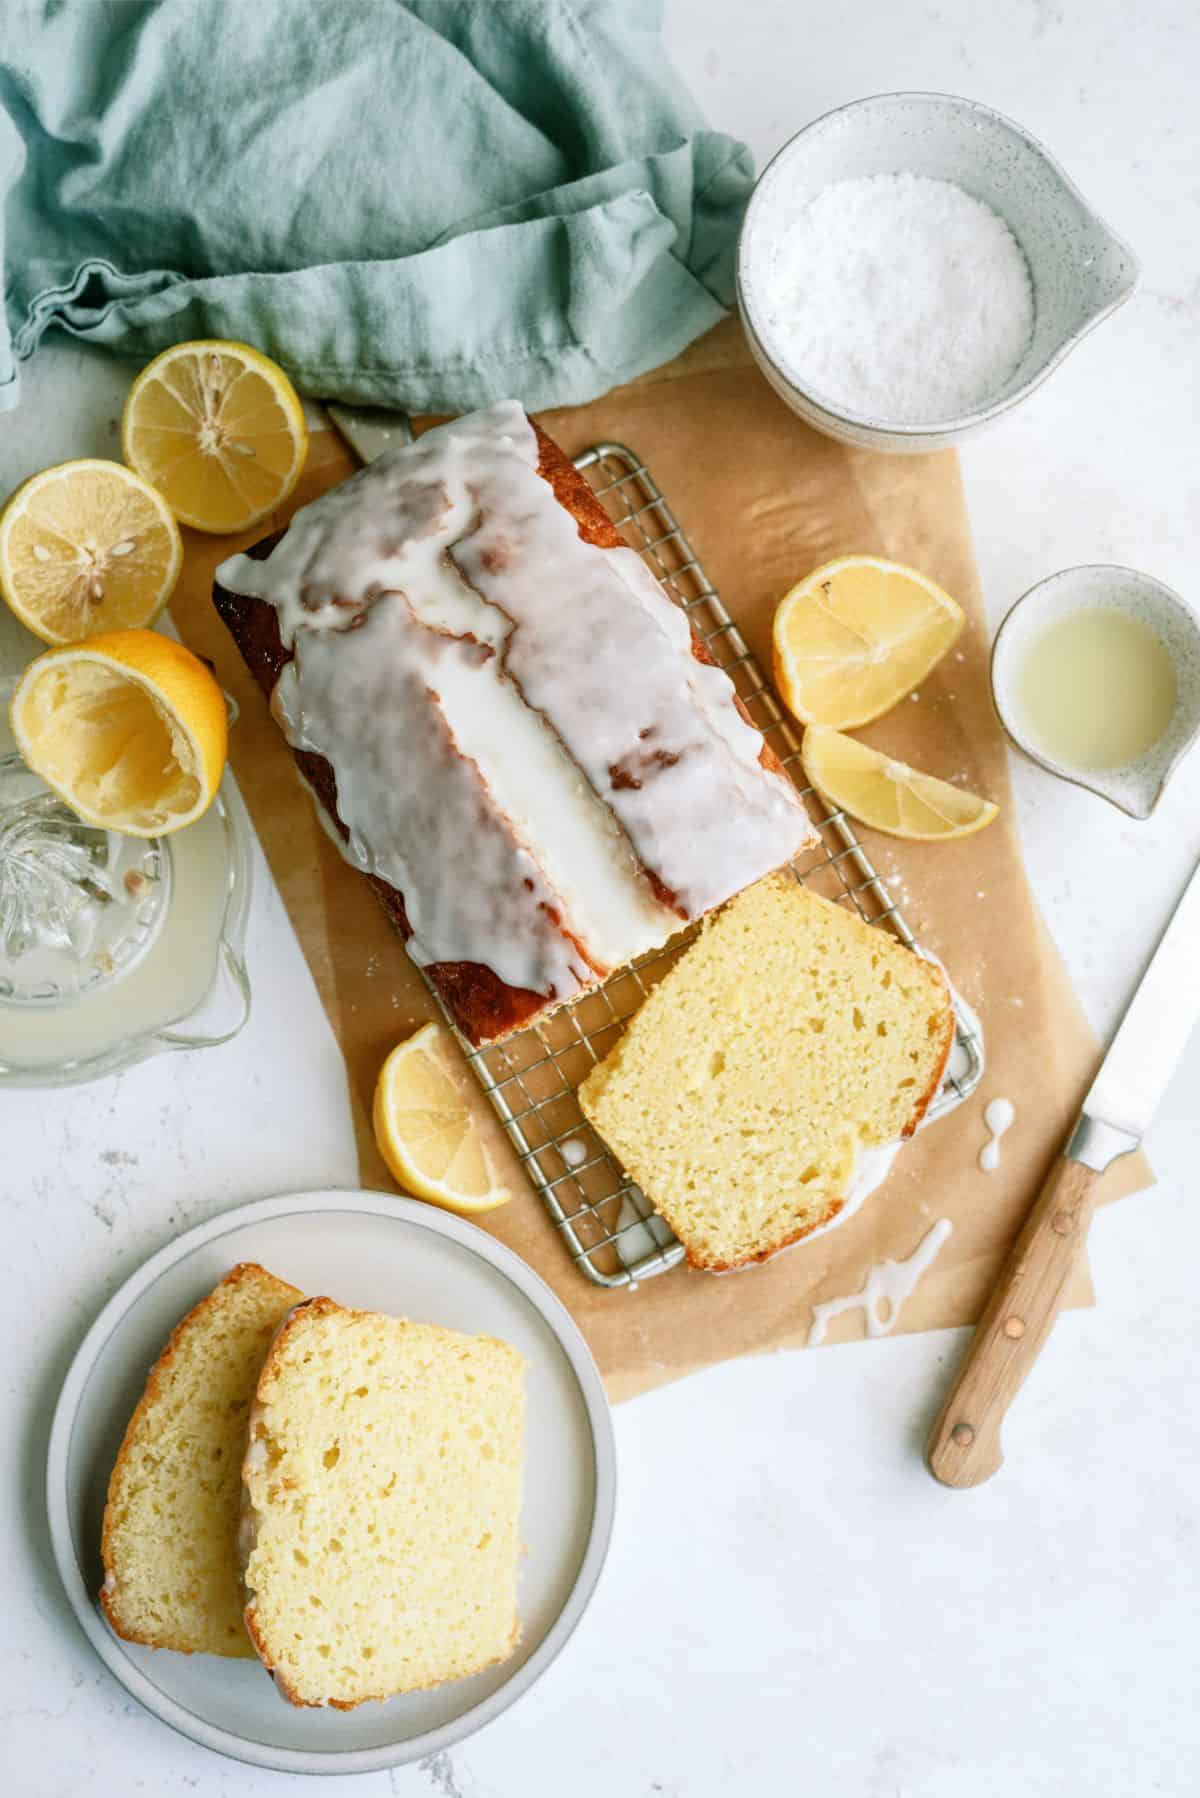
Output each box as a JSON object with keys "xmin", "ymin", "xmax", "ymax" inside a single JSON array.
[
  {"xmin": 11, "ymin": 629, "xmax": 228, "ymax": 837},
  {"xmin": 0, "ymin": 459, "xmax": 182, "ymax": 645},
  {"xmin": 374, "ymin": 1022, "xmax": 515, "ymax": 1214},
  {"xmin": 773, "ymin": 555, "xmax": 964, "ymax": 729},
  {"xmin": 122, "ymin": 339, "xmax": 307, "ymax": 534},
  {"xmin": 802, "ymin": 726, "xmax": 998, "ymax": 841}
]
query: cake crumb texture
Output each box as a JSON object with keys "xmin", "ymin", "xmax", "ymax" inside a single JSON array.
[
  {"xmin": 579, "ymin": 876, "xmax": 954, "ymax": 1270},
  {"xmin": 242, "ymin": 1299, "xmax": 526, "ymax": 1709},
  {"xmin": 100, "ymin": 1262, "xmax": 303, "ymax": 1656}
]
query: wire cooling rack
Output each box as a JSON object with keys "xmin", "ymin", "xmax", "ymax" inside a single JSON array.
[{"xmin": 429, "ymin": 443, "xmax": 984, "ymax": 1289}]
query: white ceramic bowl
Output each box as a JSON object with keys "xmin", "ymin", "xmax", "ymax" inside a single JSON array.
[
  {"xmin": 47, "ymin": 1190, "xmax": 616, "ymax": 1776},
  {"xmin": 737, "ymin": 92, "xmax": 1139, "ymax": 453},
  {"xmin": 990, "ymin": 565, "xmax": 1200, "ymax": 819}
]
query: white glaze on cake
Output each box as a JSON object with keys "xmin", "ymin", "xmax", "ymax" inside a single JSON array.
[{"xmin": 217, "ymin": 403, "xmax": 813, "ymax": 997}]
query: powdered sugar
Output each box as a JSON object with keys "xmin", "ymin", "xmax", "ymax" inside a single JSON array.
[{"xmin": 756, "ymin": 173, "xmax": 1034, "ymax": 424}]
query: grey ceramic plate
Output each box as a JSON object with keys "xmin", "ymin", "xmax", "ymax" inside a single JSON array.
[{"xmin": 46, "ymin": 1190, "xmax": 616, "ymax": 1776}]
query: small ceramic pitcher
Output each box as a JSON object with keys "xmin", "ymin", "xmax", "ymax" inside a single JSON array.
[{"xmin": 990, "ymin": 565, "xmax": 1200, "ymax": 818}]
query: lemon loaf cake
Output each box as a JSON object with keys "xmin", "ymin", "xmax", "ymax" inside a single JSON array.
[
  {"xmin": 578, "ymin": 876, "xmax": 954, "ymax": 1270},
  {"xmin": 100, "ymin": 1262, "xmax": 303, "ymax": 1656},
  {"xmin": 213, "ymin": 402, "xmax": 817, "ymax": 1045},
  {"xmin": 241, "ymin": 1298, "xmax": 526, "ymax": 1708}
]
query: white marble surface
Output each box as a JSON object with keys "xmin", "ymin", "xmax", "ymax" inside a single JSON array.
[{"xmin": 3, "ymin": 2, "xmax": 1199, "ymax": 1792}]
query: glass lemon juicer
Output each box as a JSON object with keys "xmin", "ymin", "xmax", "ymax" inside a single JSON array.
[{"xmin": 0, "ymin": 679, "xmax": 252, "ymax": 1087}]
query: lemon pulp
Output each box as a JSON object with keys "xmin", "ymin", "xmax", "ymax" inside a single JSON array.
[
  {"xmin": 773, "ymin": 556, "xmax": 964, "ymax": 730},
  {"xmin": 802, "ymin": 726, "xmax": 997, "ymax": 841},
  {"xmin": 122, "ymin": 340, "xmax": 307, "ymax": 534}
]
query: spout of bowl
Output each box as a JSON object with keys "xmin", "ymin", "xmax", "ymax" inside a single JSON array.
[
  {"xmin": 1102, "ymin": 780, "xmax": 1157, "ymax": 822},
  {"xmin": 1077, "ymin": 217, "xmax": 1140, "ymax": 325},
  {"xmin": 1084, "ymin": 717, "xmax": 1200, "ymax": 822}
]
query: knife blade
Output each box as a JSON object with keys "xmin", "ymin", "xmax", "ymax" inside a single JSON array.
[
  {"xmin": 324, "ymin": 402, "xmax": 412, "ymax": 466},
  {"xmin": 927, "ymin": 850, "xmax": 1200, "ymax": 1487},
  {"xmin": 1075, "ymin": 850, "xmax": 1200, "ymax": 1157}
]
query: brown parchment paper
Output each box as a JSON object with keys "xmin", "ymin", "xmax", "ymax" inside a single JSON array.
[{"xmin": 171, "ymin": 319, "xmax": 1149, "ymax": 1402}]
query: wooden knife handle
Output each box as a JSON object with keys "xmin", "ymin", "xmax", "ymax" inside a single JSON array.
[{"xmin": 926, "ymin": 1154, "xmax": 1101, "ymax": 1488}]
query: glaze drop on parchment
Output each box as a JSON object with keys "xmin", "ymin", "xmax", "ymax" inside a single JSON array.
[
  {"xmin": 807, "ymin": 1218, "xmax": 953, "ymax": 1346},
  {"xmin": 216, "ymin": 402, "xmax": 812, "ymax": 999},
  {"xmin": 979, "ymin": 1096, "xmax": 1015, "ymax": 1173}
]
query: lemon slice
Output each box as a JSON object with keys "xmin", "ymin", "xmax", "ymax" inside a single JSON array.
[
  {"xmin": 374, "ymin": 1022, "xmax": 515, "ymax": 1214},
  {"xmin": 0, "ymin": 459, "xmax": 183, "ymax": 646},
  {"xmin": 802, "ymin": 726, "xmax": 998, "ymax": 840},
  {"xmin": 773, "ymin": 555, "xmax": 965, "ymax": 729},
  {"xmin": 122, "ymin": 339, "xmax": 308, "ymax": 534},
  {"xmin": 11, "ymin": 629, "xmax": 228, "ymax": 837}
]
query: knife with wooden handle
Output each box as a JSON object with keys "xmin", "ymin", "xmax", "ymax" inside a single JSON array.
[{"xmin": 928, "ymin": 851, "xmax": 1200, "ymax": 1487}]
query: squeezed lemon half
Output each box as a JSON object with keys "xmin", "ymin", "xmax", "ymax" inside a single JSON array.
[{"xmin": 11, "ymin": 629, "xmax": 228, "ymax": 837}]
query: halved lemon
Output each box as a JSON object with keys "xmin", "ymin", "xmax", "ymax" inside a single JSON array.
[
  {"xmin": 802, "ymin": 726, "xmax": 998, "ymax": 841},
  {"xmin": 373, "ymin": 1022, "xmax": 515, "ymax": 1214},
  {"xmin": 122, "ymin": 339, "xmax": 308, "ymax": 534},
  {"xmin": 0, "ymin": 459, "xmax": 182, "ymax": 645},
  {"xmin": 11, "ymin": 629, "xmax": 228, "ymax": 837},
  {"xmin": 773, "ymin": 555, "xmax": 965, "ymax": 729}
]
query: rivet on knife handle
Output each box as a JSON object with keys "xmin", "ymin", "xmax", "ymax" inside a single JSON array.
[{"xmin": 926, "ymin": 1149, "xmax": 1101, "ymax": 1487}]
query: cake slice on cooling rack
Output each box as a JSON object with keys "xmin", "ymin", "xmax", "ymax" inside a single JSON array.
[
  {"xmin": 213, "ymin": 401, "xmax": 817, "ymax": 1046},
  {"xmin": 579, "ymin": 876, "xmax": 955, "ymax": 1271},
  {"xmin": 241, "ymin": 1299, "xmax": 526, "ymax": 1708},
  {"xmin": 100, "ymin": 1262, "xmax": 303, "ymax": 1656}
]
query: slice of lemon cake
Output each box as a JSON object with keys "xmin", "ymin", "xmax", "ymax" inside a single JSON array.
[
  {"xmin": 579, "ymin": 875, "xmax": 954, "ymax": 1270},
  {"xmin": 100, "ymin": 1262, "xmax": 303, "ymax": 1656},
  {"xmin": 241, "ymin": 1299, "xmax": 526, "ymax": 1708}
]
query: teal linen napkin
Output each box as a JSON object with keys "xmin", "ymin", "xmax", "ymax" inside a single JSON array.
[{"xmin": 0, "ymin": 0, "xmax": 753, "ymax": 414}]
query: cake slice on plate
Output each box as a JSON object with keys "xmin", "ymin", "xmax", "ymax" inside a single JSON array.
[
  {"xmin": 241, "ymin": 1298, "xmax": 526, "ymax": 1708},
  {"xmin": 579, "ymin": 876, "xmax": 954, "ymax": 1270},
  {"xmin": 100, "ymin": 1261, "xmax": 303, "ymax": 1656}
]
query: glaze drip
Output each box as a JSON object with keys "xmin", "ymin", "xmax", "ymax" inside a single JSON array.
[
  {"xmin": 808, "ymin": 1218, "xmax": 953, "ymax": 1345},
  {"xmin": 979, "ymin": 1096, "xmax": 1015, "ymax": 1172}
]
